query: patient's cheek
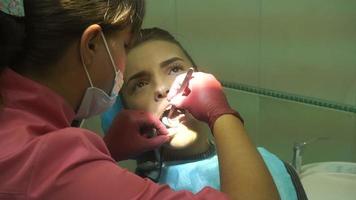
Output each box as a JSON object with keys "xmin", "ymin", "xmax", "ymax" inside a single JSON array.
[{"xmin": 166, "ymin": 125, "xmax": 197, "ymax": 149}]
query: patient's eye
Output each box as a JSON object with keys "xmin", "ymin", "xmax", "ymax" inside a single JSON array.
[
  {"xmin": 168, "ymin": 63, "xmax": 185, "ymax": 75},
  {"xmin": 132, "ymin": 80, "xmax": 148, "ymax": 92},
  {"xmin": 137, "ymin": 81, "xmax": 146, "ymax": 88}
]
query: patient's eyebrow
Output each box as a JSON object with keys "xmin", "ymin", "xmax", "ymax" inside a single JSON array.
[
  {"xmin": 160, "ymin": 57, "xmax": 184, "ymax": 68},
  {"xmin": 127, "ymin": 70, "xmax": 150, "ymax": 84}
]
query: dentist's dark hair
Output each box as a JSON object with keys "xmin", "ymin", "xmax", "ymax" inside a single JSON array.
[
  {"xmin": 0, "ymin": 0, "xmax": 145, "ymax": 74},
  {"xmin": 0, "ymin": 12, "xmax": 25, "ymax": 72}
]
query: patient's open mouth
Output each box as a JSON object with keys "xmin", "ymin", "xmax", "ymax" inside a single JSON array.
[{"xmin": 160, "ymin": 106, "xmax": 185, "ymax": 128}]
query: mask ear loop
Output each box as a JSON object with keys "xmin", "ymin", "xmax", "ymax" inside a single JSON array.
[
  {"xmin": 103, "ymin": 0, "xmax": 122, "ymax": 95},
  {"xmin": 100, "ymin": 31, "xmax": 123, "ymax": 96},
  {"xmin": 80, "ymin": 45, "xmax": 95, "ymax": 88},
  {"xmin": 100, "ymin": 31, "xmax": 117, "ymax": 74}
]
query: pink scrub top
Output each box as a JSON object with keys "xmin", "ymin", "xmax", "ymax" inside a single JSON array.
[{"xmin": 0, "ymin": 68, "xmax": 229, "ymax": 200}]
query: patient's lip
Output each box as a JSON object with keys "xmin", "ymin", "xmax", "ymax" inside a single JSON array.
[{"xmin": 158, "ymin": 104, "xmax": 172, "ymax": 119}]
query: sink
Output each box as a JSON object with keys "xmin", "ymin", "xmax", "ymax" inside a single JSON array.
[{"xmin": 300, "ymin": 162, "xmax": 356, "ymax": 200}]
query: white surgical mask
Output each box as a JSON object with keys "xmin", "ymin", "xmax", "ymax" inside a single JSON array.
[{"xmin": 75, "ymin": 31, "xmax": 124, "ymax": 120}]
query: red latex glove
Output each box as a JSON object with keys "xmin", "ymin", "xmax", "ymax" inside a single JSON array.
[
  {"xmin": 168, "ymin": 72, "xmax": 243, "ymax": 130},
  {"xmin": 103, "ymin": 110, "xmax": 170, "ymax": 161}
]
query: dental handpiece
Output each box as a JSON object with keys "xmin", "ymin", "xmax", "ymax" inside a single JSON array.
[{"xmin": 167, "ymin": 68, "xmax": 194, "ymax": 119}]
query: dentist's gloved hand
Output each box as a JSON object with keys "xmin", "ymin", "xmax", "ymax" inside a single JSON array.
[
  {"xmin": 168, "ymin": 72, "xmax": 243, "ymax": 130},
  {"xmin": 103, "ymin": 110, "xmax": 170, "ymax": 161}
]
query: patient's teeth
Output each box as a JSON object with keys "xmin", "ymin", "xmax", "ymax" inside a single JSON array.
[
  {"xmin": 165, "ymin": 105, "xmax": 172, "ymax": 111},
  {"xmin": 162, "ymin": 116, "xmax": 179, "ymax": 128}
]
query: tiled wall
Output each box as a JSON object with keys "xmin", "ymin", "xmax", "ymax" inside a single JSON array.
[
  {"xmin": 149, "ymin": 0, "xmax": 356, "ymax": 105},
  {"xmin": 224, "ymin": 88, "xmax": 356, "ymax": 163}
]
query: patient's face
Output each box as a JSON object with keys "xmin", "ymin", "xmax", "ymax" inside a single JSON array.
[{"xmin": 121, "ymin": 40, "xmax": 205, "ymax": 149}]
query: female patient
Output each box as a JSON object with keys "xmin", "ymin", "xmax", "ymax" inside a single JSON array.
[{"xmin": 102, "ymin": 27, "xmax": 298, "ymax": 200}]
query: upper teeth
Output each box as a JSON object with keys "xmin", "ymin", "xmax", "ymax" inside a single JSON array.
[{"xmin": 165, "ymin": 105, "xmax": 172, "ymax": 111}]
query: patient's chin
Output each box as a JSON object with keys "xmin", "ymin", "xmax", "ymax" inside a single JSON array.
[{"xmin": 165, "ymin": 125, "xmax": 197, "ymax": 149}]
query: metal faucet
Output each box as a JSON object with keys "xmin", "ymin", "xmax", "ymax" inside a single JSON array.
[{"xmin": 292, "ymin": 137, "xmax": 329, "ymax": 174}]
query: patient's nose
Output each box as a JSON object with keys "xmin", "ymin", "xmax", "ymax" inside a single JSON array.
[{"xmin": 155, "ymin": 86, "xmax": 169, "ymax": 101}]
